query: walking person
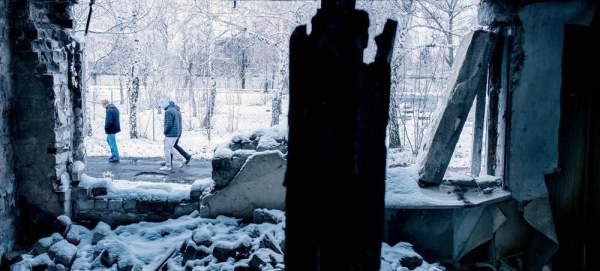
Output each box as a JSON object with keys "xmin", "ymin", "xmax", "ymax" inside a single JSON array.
[
  {"xmin": 158, "ymin": 99, "xmax": 186, "ymax": 171},
  {"xmin": 102, "ymin": 99, "xmax": 121, "ymax": 163},
  {"xmin": 161, "ymin": 101, "xmax": 192, "ymax": 167}
]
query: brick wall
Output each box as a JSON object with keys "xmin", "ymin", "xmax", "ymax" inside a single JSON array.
[
  {"xmin": 0, "ymin": 0, "xmax": 17, "ymax": 263},
  {"xmin": 10, "ymin": 0, "xmax": 84, "ymax": 246},
  {"xmin": 71, "ymin": 187, "xmax": 199, "ymax": 228}
]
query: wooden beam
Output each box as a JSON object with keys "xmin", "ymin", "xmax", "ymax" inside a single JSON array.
[
  {"xmin": 417, "ymin": 30, "xmax": 497, "ymax": 186},
  {"xmin": 285, "ymin": 4, "xmax": 396, "ymax": 270},
  {"xmin": 470, "ymin": 86, "xmax": 486, "ymax": 177}
]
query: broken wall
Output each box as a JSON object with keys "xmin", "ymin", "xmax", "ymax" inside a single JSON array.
[
  {"xmin": 476, "ymin": 0, "xmax": 595, "ymax": 269},
  {"xmin": 0, "ymin": 0, "xmax": 17, "ymax": 262},
  {"xmin": 9, "ymin": 0, "xmax": 84, "ymax": 246}
]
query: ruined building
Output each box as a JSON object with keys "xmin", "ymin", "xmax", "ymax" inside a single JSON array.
[{"xmin": 1, "ymin": 0, "xmax": 599, "ymax": 270}]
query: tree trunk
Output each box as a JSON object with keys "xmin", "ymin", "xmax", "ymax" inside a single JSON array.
[
  {"xmin": 202, "ymin": 51, "xmax": 216, "ymax": 140},
  {"xmin": 388, "ymin": 83, "xmax": 401, "ymax": 148},
  {"xmin": 129, "ymin": 76, "xmax": 139, "ymax": 139},
  {"xmin": 183, "ymin": 61, "xmax": 198, "ymax": 118},
  {"xmin": 118, "ymin": 74, "xmax": 124, "ymax": 104},
  {"xmin": 128, "ymin": 0, "xmax": 140, "ymax": 139},
  {"xmin": 201, "ymin": 0, "xmax": 215, "ymax": 139},
  {"xmin": 240, "ymin": 49, "xmax": 247, "ymax": 89},
  {"xmin": 271, "ymin": 92, "xmax": 282, "ymax": 126},
  {"xmin": 271, "ymin": 48, "xmax": 286, "ymax": 126}
]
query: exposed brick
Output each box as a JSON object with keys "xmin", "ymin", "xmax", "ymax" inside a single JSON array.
[
  {"xmin": 137, "ymin": 199, "xmax": 152, "ymax": 213},
  {"xmin": 75, "ymin": 199, "xmax": 94, "ymax": 211},
  {"xmin": 93, "ymin": 199, "xmax": 108, "ymax": 210},
  {"xmin": 149, "ymin": 200, "xmax": 166, "ymax": 213},
  {"xmin": 174, "ymin": 202, "xmax": 199, "ymax": 217},
  {"xmin": 123, "ymin": 200, "xmax": 136, "ymax": 210},
  {"xmin": 108, "ymin": 200, "xmax": 122, "ymax": 212},
  {"xmin": 72, "ymin": 187, "xmax": 88, "ymax": 200}
]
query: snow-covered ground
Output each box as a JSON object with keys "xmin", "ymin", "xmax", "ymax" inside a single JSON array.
[
  {"xmin": 14, "ymin": 88, "xmax": 477, "ymax": 270},
  {"xmin": 84, "ymin": 88, "xmax": 474, "ymax": 170},
  {"xmin": 11, "ymin": 210, "xmax": 445, "ymax": 271}
]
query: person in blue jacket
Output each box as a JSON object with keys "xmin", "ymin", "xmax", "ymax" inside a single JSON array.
[
  {"xmin": 102, "ymin": 99, "xmax": 121, "ymax": 163},
  {"xmin": 158, "ymin": 99, "xmax": 186, "ymax": 171},
  {"xmin": 161, "ymin": 101, "xmax": 192, "ymax": 167}
]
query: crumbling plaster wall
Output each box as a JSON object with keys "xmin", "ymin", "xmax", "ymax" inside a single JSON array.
[
  {"xmin": 0, "ymin": 0, "xmax": 17, "ymax": 262},
  {"xmin": 9, "ymin": 0, "xmax": 84, "ymax": 246},
  {"xmin": 475, "ymin": 0, "xmax": 595, "ymax": 269},
  {"xmin": 483, "ymin": 0, "xmax": 591, "ymax": 202}
]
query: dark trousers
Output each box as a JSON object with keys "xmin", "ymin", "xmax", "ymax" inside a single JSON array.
[{"xmin": 173, "ymin": 136, "xmax": 190, "ymax": 160}]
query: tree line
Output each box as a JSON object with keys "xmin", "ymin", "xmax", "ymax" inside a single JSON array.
[{"xmin": 72, "ymin": 0, "xmax": 478, "ymax": 154}]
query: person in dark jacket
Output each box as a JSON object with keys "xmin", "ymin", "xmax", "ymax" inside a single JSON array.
[
  {"xmin": 158, "ymin": 99, "xmax": 185, "ymax": 171},
  {"xmin": 102, "ymin": 99, "xmax": 121, "ymax": 163},
  {"xmin": 161, "ymin": 101, "xmax": 192, "ymax": 167}
]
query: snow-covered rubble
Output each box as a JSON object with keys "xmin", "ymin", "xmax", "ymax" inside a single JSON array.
[{"xmin": 9, "ymin": 209, "xmax": 444, "ymax": 271}]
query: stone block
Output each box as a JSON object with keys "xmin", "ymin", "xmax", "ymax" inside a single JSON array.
[
  {"xmin": 213, "ymin": 245, "xmax": 236, "ymax": 262},
  {"xmin": 122, "ymin": 200, "xmax": 136, "ymax": 210},
  {"xmin": 182, "ymin": 244, "xmax": 210, "ymax": 265},
  {"xmin": 253, "ymin": 209, "xmax": 283, "ymax": 225},
  {"xmin": 166, "ymin": 200, "xmax": 180, "ymax": 212},
  {"xmin": 203, "ymin": 151, "xmax": 286, "ymax": 219},
  {"xmin": 249, "ymin": 249, "xmax": 281, "ymax": 271},
  {"xmin": 190, "ymin": 179, "xmax": 215, "ymax": 202},
  {"xmin": 212, "ymin": 150, "xmax": 254, "ymax": 188},
  {"xmin": 18, "ymin": 253, "xmax": 52, "ymax": 270},
  {"xmin": 75, "ymin": 199, "xmax": 94, "ymax": 211},
  {"xmin": 65, "ymin": 227, "xmax": 80, "ymax": 246},
  {"xmin": 48, "ymin": 240, "xmax": 77, "ymax": 267},
  {"xmin": 149, "ymin": 200, "xmax": 166, "ymax": 213},
  {"xmin": 35, "ymin": 236, "xmax": 54, "ymax": 255},
  {"xmin": 71, "ymin": 187, "xmax": 88, "ymax": 200},
  {"xmin": 72, "ymin": 187, "xmax": 88, "ymax": 199},
  {"xmin": 137, "ymin": 199, "xmax": 152, "ymax": 213},
  {"xmin": 174, "ymin": 202, "xmax": 198, "ymax": 217},
  {"xmin": 92, "ymin": 222, "xmax": 112, "ymax": 245},
  {"xmin": 234, "ymin": 243, "xmax": 252, "ymax": 261},
  {"xmin": 191, "ymin": 228, "xmax": 213, "ymax": 247},
  {"xmin": 93, "ymin": 199, "xmax": 108, "ymax": 210},
  {"xmin": 90, "ymin": 186, "xmax": 107, "ymax": 197},
  {"xmin": 259, "ymin": 234, "xmax": 283, "ymax": 255},
  {"xmin": 400, "ymin": 255, "xmax": 423, "ymax": 270},
  {"xmin": 108, "ymin": 200, "xmax": 122, "ymax": 212},
  {"xmin": 53, "ymin": 215, "xmax": 71, "ymax": 236}
]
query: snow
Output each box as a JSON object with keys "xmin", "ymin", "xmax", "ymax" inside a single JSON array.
[
  {"xmin": 192, "ymin": 178, "xmax": 216, "ymax": 191},
  {"xmin": 57, "ymin": 172, "xmax": 71, "ymax": 192},
  {"xmin": 18, "ymin": 210, "xmax": 445, "ymax": 270},
  {"xmin": 16, "ymin": 120, "xmax": 492, "ymax": 270},
  {"xmin": 384, "ymin": 165, "xmax": 510, "ymax": 208},
  {"xmin": 60, "ymin": 84, "xmax": 493, "ymax": 270},
  {"xmin": 56, "ymin": 215, "xmax": 72, "ymax": 227},
  {"xmin": 78, "ymin": 172, "xmax": 191, "ymax": 201}
]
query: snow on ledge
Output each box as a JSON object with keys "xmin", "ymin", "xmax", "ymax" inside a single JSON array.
[
  {"xmin": 385, "ymin": 165, "xmax": 511, "ymax": 209},
  {"xmin": 78, "ymin": 173, "xmax": 191, "ymax": 201}
]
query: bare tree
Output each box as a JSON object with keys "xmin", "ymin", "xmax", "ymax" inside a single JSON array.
[
  {"xmin": 386, "ymin": 0, "xmax": 415, "ymax": 149},
  {"xmin": 414, "ymin": 0, "xmax": 477, "ymax": 67}
]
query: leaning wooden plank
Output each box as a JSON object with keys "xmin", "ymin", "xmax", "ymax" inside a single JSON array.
[
  {"xmin": 470, "ymin": 86, "xmax": 486, "ymax": 177},
  {"xmin": 417, "ymin": 30, "xmax": 497, "ymax": 186}
]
